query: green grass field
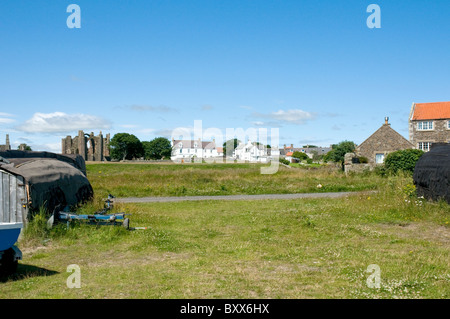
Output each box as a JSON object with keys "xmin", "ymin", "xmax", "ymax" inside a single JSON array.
[
  {"xmin": 1, "ymin": 163, "xmax": 449, "ymax": 299},
  {"xmin": 85, "ymin": 162, "xmax": 379, "ymax": 198}
]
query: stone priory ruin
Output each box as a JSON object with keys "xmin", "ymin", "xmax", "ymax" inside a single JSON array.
[{"xmin": 62, "ymin": 130, "xmax": 110, "ymax": 162}]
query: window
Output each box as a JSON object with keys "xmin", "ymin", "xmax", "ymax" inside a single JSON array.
[
  {"xmin": 418, "ymin": 142, "xmax": 432, "ymax": 152},
  {"xmin": 375, "ymin": 153, "xmax": 385, "ymax": 164},
  {"xmin": 417, "ymin": 121, "xmax": 433, "ymax": 130},
  {"xmin": 448, "ymin": 120, "xmax": 450, "ymax": 129}
]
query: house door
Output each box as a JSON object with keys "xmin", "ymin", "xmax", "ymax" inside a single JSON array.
[{"xmin": 375, "ymin": 153, "xmax": 385, "ymax": 164}]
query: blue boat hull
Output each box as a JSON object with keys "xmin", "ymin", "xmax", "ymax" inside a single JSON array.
[{"xmin": 0, "ymin": 223, "xmax": 23, "ymax": 251}]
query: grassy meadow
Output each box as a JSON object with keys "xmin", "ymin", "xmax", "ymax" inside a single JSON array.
[
  {"xmin": 1, "ymin": 163, "xmax": 449, "ymax": 299},
  {"xmin": 85, "ymin": 162, "xmax": 379, "ymax": 198}
]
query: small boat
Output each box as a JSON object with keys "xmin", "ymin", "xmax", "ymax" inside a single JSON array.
[
  {"xmin": 0, "ymin": 222, "xmax": 23, "ymax": 251},
  {"xmin": 0, "ymin": 222, "xmax": 23, "ymax": 275},
  {"xmin": 0, "ymin": 167, "xmax": 26, "ymax": 259}
]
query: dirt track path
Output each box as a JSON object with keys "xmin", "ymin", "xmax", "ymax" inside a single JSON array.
[{"xmin": 112, "ymin": 191, "xmax": 372, "ymax": 203}]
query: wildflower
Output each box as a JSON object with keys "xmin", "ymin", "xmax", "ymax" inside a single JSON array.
[{"xmin": 317, "ymin": 184, "xmax": 322, "ymax": 188}]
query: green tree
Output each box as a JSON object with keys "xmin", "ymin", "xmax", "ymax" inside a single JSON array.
[
  {"xmin": 109, "ymin": 133, "xmax": 144, "ymax": 161},
  {"xmin": 142, "ymin": 137, "xmax": 172, "ymax": 160},
  {"xmin": 292, "ymin": 151, "xmax": 309, "ymax": 161},
  {"xmin": 311, "ymin": 150, "xmax": 323, "ymax": 163},
  {"xmin": 18, "ymin": 144, "xmax": 32, "ymax": 151},
  {"xmin": 324, "ymin": 140, "xmax": 356, "ymax": 169},
  {"xmin": 384, "ymin": 149, "xmax": 424, "ymax": 174},
  {"xmin": 223, "ymin": 138, "xmax": 241, "ymax": 157}
]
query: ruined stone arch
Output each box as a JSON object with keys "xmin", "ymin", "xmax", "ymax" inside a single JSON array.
[{"xmin": 62, "ymin": 130, "xmax": 111, "ymax": 162}]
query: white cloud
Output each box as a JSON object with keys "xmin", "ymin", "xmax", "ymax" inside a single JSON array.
[
  {"xmin": 252, "ymin": 121, "xmax": 265, "ymax": 126},
  {"xmin": 35, "ymin": 142, "xmax": 61, "ymax": 153},
  {"xmin": 16, "ymin": 112, "xmax": 111, "ymax": 134},
  {"xmin": 271, "ymin": 109, "xmax": 315, "ymax": 124},
  {"xmin": 252, "ymin": 109, "xmax": 315, "ymax": 125},
  {"xmin": 153, "ymin": 129, "xmax": 174, "ymax": 137},
  {"xmin": 0, "ymin": 112, "xmax": 15, "ymax": 124},
  {"xmin": 138, "ymin": 128, "xmax": 156, "ymax": 134},
  {"xmin": 0, "ymin": 118, "xmax": 15, "ymax": 124},
  {"xmin": 160, "ymin": 127, "xmax": 194, "ymax": 139}
]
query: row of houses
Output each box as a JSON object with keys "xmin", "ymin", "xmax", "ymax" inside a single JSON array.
[
  {"xmin": 169, "ymin": 138, "xmax": 334, "ymax": 163},
  {"xmin": 353, "ymin": 101, "xmax": 450, "ymax": 165},
  {"xmin": 234, "ymin": 141, "xmax": 279, "ymax": 163},
  {"xmin": 170, "ymin": 138, "xmax": 283, "ymax": 163},
  {"xmin": 170, "ymin": 138, "xmax": 224, "ymax": 161},
  {"xmin": 170, "ymin": 101, "xmax": 450, "ymax": 165}
]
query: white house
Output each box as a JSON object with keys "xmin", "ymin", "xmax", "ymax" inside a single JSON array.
[
  {"xmin": 171, "ymin": 138, "xmax": 223, "ymax": 161},
  {"xmin": 233, "ymin": 141, "xmax": 279, "ymax": 163}
]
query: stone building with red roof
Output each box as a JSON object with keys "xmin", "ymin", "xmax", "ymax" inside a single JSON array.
[{"xmin": 409, "ymin": 102, "xmax": 450, "ymax": 152}]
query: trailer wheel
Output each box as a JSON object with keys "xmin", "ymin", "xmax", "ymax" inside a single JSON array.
[
  {"xmin": 0, "ymin": 248, "xmax": 18, "ymax": 277},
  {"xmin": 123, "ymin": 218, "xmax": 130, "ymax": 230}
]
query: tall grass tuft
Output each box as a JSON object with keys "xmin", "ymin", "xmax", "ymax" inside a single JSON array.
[{"xmin": 22, "ymin": 207, "xmax": 51, "ymax": 245}]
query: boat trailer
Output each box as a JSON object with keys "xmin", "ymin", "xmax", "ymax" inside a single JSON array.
[{"xmin": 47, "ymin": 194, "xmax": 131, "ymax": 230}]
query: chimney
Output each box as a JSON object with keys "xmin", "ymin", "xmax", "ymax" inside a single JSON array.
[
  {"xmin": 385, "ymin": 117, "xmax": 389, "ymax": 125},
  {"xmin": 291, "ymin": 144, "xmax": 293, "ymax": 149}
]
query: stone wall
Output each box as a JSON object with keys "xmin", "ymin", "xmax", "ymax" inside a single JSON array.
[
  {"xmin": 344, "ymin": 152, "xmax": 373, "ymax": 174},
  {"xmin": 62, "ymin": 130, "xmax": 110, "ymax": 161}
]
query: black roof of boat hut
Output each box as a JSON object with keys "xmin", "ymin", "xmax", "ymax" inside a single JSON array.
[
  {"xmin": 0, "ymin": 150, "xmax": 93, "ymax": 217},
  {"xmin": 413, "ymin": 143, "xmax": 450, "ymax": 204}
]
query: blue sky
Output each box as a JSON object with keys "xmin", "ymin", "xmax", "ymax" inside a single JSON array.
[{"xmin": 0, "ymin": 0, "xmax": 449, "ymax": 152}]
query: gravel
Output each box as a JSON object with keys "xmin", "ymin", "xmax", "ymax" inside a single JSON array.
[{"xmin": 112, "ymin": 191, "xmax": 366, "ymax": 203}]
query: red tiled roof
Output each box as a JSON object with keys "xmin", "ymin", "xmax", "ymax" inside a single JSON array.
[
  {"xmin": 412, "ymin": 102, "xmax": 450, "ymax": 120},
  {"xmin": 286, "ymin": 151, "xmax": 293, "ymax": 156}
]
